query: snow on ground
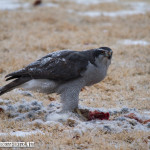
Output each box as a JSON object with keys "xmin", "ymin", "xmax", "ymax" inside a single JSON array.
[
  {"xmin": 119, "ymin": 39, "xmax": 150, "ymax": 46},
  {"xmin": 144, "ymin": 111, "xmax": 150, "ymax": 115},
  {"xmin": 68, "ymin": 0, "xmax": 118, "ymax": 5},
  {"xmin": 0, "ymin": 130, "xmax": 43, "ymax": 137},
  {"xmin": 1, "ymin": 0, "xmax": 150, "ymax": 18},
  {"xmin": 0, "ymin": 0, "xmax": 29, "ymax": 10},
  {"xmin": 0, "ymin": 0, "xmax": 58, "ymax": 10},
  {"xmin": 0, "ymin": 99, "xmax": 150, "ymax": 137},
  {"xmin": 77, "ymin": 2, "xmax": 150, "ymax": 17},
  {"xmin": 14, "ymin": 89, "xmax": 34, "ymax": 97},
  {"xmin": 0, "ymin": 99, "xmax": 47, "ymax": 121},
  {"xmin": 0, "ymin": 99, "xmax": 11, "ymax": 105}
]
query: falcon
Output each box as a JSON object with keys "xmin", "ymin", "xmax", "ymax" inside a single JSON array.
[{"xmin": 0, "ymin": 47, "xmax": 113, "ymax": 112}]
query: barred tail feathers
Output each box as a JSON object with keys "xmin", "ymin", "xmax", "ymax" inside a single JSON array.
[{"xmin": 0, "ymin": 77, "xmax": 30, "ymax": 96}]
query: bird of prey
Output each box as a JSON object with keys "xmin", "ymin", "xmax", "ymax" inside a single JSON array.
[{"xmin": 0, "ymin": 47, "xmax": 113, "ymax": 112}]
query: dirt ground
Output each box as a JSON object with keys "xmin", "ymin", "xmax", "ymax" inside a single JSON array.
[{"xmin": 0, "ymin": 0, "xmax": 150, "ymax": 149}]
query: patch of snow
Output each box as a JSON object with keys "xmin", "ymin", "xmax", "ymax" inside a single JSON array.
[
  {"xmin": 78, "ymin": 105, "xmax": 133, "ymax": 115},
  {"xmin": 46, "ymin": 112, "xmax": 71, "ymax": 122},
  {"xmin": 30, "ymin": 119, "xmax": 64, "ymax": 128},
  {"xmin": 66, "ymin": 113, "xmax": 150, "ymax": 136},
  {"xmin": 0, "ymin": 0, "xmax": 29, "ymax": 10},
  {"xmin": 120, "ymin": 39, "xmax": 150, "ymax": 46},
  {"xmin": 129, "ymin": 2, "xmax": 150, "ymax": 14},
  {"xmin": 76, "ymin": 2, "xmax": 150, "ymax": 17},
  {"xmin": 102, "ymin": 10, "xmax": 142, "ymax": 17},
  {"xmin": 47, "ymin": 104, "xmax": 150, "ymax": 133},
  {"xmin": 0, "ymin": 99, "xmax": 11, "ymax": 104},
  {"xmin": 0, "ymin": 99, "xmax": 47, "ymax": 120},
  {"xmin": 78, "ymin": 11, "xmax": 101, "ymax": 17},
  {"xmin": 30, "ymin": 119, "xmax": 44, "ymax": 124},
  {"xmin": 143, "ymin": 111, "xmax": 150, "ymax": 114},
  {"xmin": 0, "ymin": 130, "xmax": 43, "ymax": 137},
  {"xmin": 68, "ymin": 0, "xmax": 118, "ymax": 5},
  {"xmin": 1, "ymin": 100, "xmax": 150, "ymax": 134},
  {"xmin": 0, "ymin": 0, "xmax": 58, "ymax": 11},
  {"xmin": 78, "ymin": 9, "xmax": 148, "ymax": 17},
  {"xmin": 41, "ymin": 3, "xmax": 58, "ymax": 8},
  {"xmin": 14, "ymin": 89, "xmax": 33, "ymax": 97}
]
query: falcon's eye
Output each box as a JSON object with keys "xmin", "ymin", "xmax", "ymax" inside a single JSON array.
[{"xmin": 101, "ymin": 51, "xmax": 105, "ymax": 55}]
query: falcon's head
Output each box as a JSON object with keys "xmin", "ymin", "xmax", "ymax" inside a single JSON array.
[
  {"xmin": 93, "ymin": 47, "xmax": 113, "ymax": 66},
  {"xmin": 97, "ymin": 47, "xmax": 113, "ymax": 59}
]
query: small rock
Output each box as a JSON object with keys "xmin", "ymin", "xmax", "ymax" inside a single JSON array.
[
  {"xmin": 121, "ymin": 108, "xmax": 129, "ymax": 114},
  {"xmin": 67, "ymin": 119, "xmax": 76, "ymax": 127},
  {"xmin": 31, "ymin": 101, "xmax": 38, "ymax": 106},
  {"xmin": 27, "ymin": 111, "xmax": 35, "ymax": 119},
  {"xmin": 128, "ymin": 120, "xmax": 137, "ymax": 126},
  {"xmin": 103, "ymin": 125, "xmax": 111, "ymax": 133},
  {"xmin": 31, "ymin": 106, "xmax": 41, "ymax": 111}
]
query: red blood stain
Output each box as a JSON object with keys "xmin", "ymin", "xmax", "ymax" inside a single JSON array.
[
  {"xmin": 124, "ymin": 113, "xmax": 150, "ymax": 124},
  {"xmin": 88, "ymin": 110, "xmax": 109, "ymax": 121}
]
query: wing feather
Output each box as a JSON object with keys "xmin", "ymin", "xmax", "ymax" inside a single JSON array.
[{"xmin": 6, "ymin": 50, "xmax": 89, "ymax": 81}]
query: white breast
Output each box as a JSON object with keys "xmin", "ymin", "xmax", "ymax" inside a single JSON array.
[{"xmin": 82, "ymin": 60, "xmax": 110, "ymax": 86}]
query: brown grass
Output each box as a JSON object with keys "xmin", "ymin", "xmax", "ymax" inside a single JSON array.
[{"xmin": 0, "ymin": 0, "xmax": 150, "ymax": 149}]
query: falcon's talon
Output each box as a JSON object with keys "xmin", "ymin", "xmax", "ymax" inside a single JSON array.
[
  {"xmin": 74, "ymin": 108, "xmax": 88, "ymax": 121},
  {"xmin": 0, "ymin": 47, "xmax": 113, "ymax": 112}
]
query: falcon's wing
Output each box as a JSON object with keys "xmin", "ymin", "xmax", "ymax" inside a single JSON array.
[{"xmin": 5, "ymin": 50, "xmax": 89, "ymax": 81}]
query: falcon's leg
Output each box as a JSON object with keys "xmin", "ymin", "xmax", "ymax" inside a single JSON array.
[
  {"xmin": 57, "ymin": 78, "xmax": 85, "ymax": 112},
  {"xmin": 60, "ymin": 87, "xmax": 80, "ymax": 112}
]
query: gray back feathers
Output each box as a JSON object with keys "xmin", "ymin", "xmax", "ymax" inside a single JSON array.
[{"xmin": 5, "ymin": 49, "xmax": 101, "ymax": 82}]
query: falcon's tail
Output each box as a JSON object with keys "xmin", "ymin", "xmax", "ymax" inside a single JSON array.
[{"xmin": 0, "ymin": 77, "xmax": 30, "ymax": 96}]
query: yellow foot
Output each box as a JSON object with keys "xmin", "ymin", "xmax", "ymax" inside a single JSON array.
[{"xmin": 74, "ymin": 108, "xmax": 89, "ymax": 121}]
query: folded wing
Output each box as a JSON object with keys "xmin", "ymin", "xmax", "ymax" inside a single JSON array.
[{"xmin": 5, "ymin": 50, "xmax": 89, "ymax": 81}]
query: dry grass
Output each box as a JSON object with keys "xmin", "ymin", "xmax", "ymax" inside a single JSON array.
[{"xmin": 0, "ymin": 0, "xmax": 150, "ymax": 149}]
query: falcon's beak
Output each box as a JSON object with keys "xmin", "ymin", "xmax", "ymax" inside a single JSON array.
[{"xmin": 105, "ymin": 51, "xmax": 113, "ymax": 59}]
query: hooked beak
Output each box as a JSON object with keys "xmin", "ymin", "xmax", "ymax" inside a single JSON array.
[{"xmin": 105, "ymin": 51, "xmax": 113, "ymax": 59}]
